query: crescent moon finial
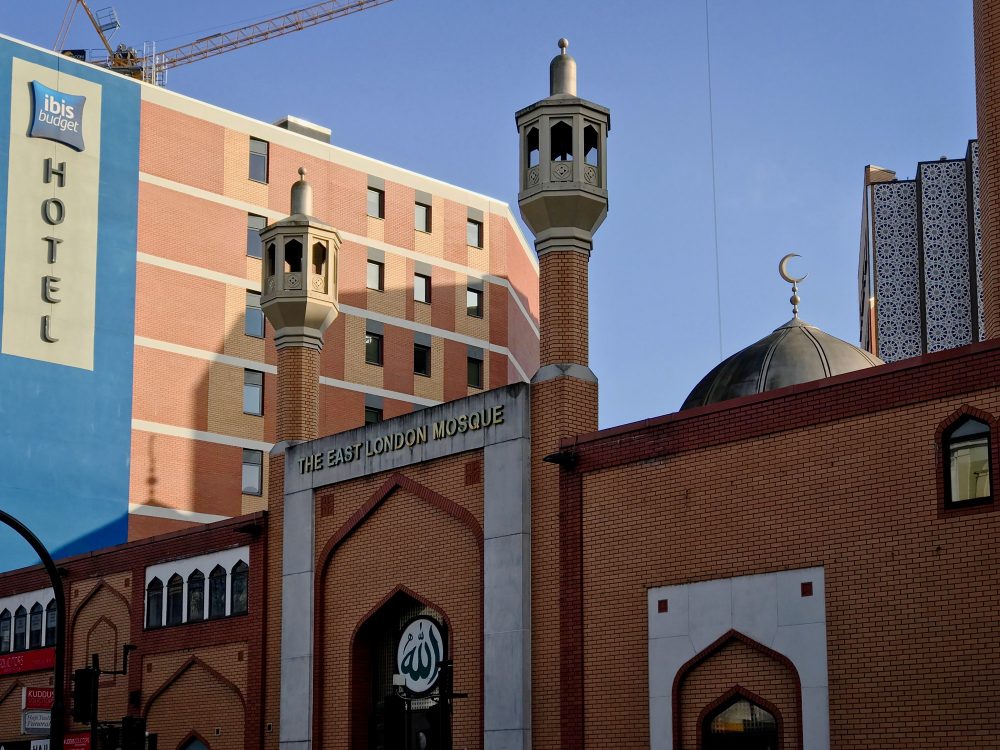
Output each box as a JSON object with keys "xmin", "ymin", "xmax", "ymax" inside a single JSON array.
[{"xmin": 778, "ymin": 253, "xmax": 807, "ymax": 318}]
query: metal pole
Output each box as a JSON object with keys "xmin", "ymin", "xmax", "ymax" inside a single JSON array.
[{"xmin": 0, "ymin": 510, "xmax": 66, "ymax": 750}]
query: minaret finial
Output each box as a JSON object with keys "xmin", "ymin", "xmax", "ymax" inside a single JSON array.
[
  {"xmin": 559, "ymin": 38, "xmax": 569, "ymax": 54},
  {"xmin": 778, "ymin": 253, "xmax": 808, "ymax": 318},
  {"xmin": 549, "ymin": 37, "xmax": 577, "ymax": 96},
  {"xmin": 291, "ymin": 166, "xmax": 312, "ymax": 216}
]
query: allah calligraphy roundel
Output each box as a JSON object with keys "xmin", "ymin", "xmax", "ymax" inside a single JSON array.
[{"xmin": 396, "ymin": 617, "xmax": 444, "ymax": 695}]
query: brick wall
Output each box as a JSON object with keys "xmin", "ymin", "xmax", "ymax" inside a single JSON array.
[
  {"xmin": 276, "ymin": 346, "xmax": 320, "ymax": 442},
  {"xmin": 538, "ymin": 252, "xmax": 589, "ymax": 367},
  {"xmin": 975, "ymin": 0, "xmax": 1000, "ymax": 337}
]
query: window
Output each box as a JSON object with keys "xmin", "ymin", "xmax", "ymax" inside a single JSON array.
[
  {"xmin": 166, "ymin": 574, "xmax": 184, "ymax": 626},
  {"xmin": 247, "ymin": 214, "xmax": 267, "ymax": 258},
  {"xmin": 243, "ymin": 449, "xmax": 263, "ymax": 496},
  {"xmin": 244, "ymin": 370, "xmax": 263, "ymax": 416},
  {"xmin": 146, "ymin": 578, "xmax": 163, "ymax": 629},
  {"xmin": 365, "ymin": 331, "xmax": 383, "ymax": 366},
  {"xmin": 45, "ymin": 600, "xmax": 56, "ymax": 647},
  {"xmin": 414, "ymin": 273, "xmax": 431, "ymax": 304},
  {"xmin": 367, "ymin": 187, "xmax": 384, "ymax": 219},
  {"xmin": 187, "ymin": 570, "xmax": 205, "ymax": 623},
  {"xmin": 249, "ymin": 138, "xmax": 268, "ymax": 183},
  {"xmin": 704, "ymin": 698, "xmax": 777, "ymax": 749},
  {"xmin": 526, "ymin": 126, "xmax": 539, "ymax": 168},
  {"xmin": 467, "ymin": 287, "xmax": 483, "ymax": 318},
  {"xmin": 245, "ymin": 291, "xmax": 264, "ymax": 338},
  {"xmin": 945, "ymin": 417, "xmax": 992, "ymax": 505},
  {"xmin": 364, "ymin": 406, "xmax": 383, "ymax": 424},
  {"xmin": 468, "ymin": 352, "xmax": 483, "ymax": 389},
  {"xmin": 231, "ymin": 561, "xmax": 249, "ymax": 615},
  {"xmin": 367, "ymin": 260, "xmax": 384, "ymax": 291},
  {"xmin": 467, "ymin": 218, "xmax": 483, "ymax": 248},
  {"xmin": 584, "ymin": 124, "xmax": 600, "ymax": 166},
  {"xmin": 13, "ymin": 606, "xmax": 26, "ymax": 651},
  {"xmin": 0, "ymin": 610, "xmax": 9, "ymax": 652},
  {"xmin": 551, "ymin": 120, "xmax": 573, "ymax": 161},
  {"xmin": 414, "ymin": 343, "xmax": 431, "ymax": 377},
  {"xmin": 414, "ymin": 202, "xmax": 431, "ymax": 233},
  {"xmin": 28, "ymin": 603, "xmax": 42, "ymax": 649},
  {"xmin": 209, "ymin": 566, "xmax": 227, "ymax": 619}
]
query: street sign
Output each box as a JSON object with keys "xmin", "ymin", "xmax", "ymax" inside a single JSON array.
[{"xmin": 21, "ymin": 709, "xmax": 50, "ymax": 735}]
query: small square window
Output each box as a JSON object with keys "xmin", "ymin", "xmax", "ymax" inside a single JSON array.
[
  {"xmin": 467, "ymin": 219, "xmax": 483, "ymax": 248},
  {"xmin": 414, "ymin": 343, "xmax": 431, "ymax": 377},
  {"xmin": 414, "ymin": 273, "xmax": 431, "ymax": 304},
  {"xmin": 365, "ymin": 332, "xmax": 383, "ymax": 366},
  {"xmin": 249, "ymin": 138, "xmax": 269, "ymax": 184},
  {"xmin": 242, "ymin": 449, "xmax": 263, "ymax": 496},
  {"xmin": 247, "ymin": 214, "xmax": 267, "ymax": 258},
  {"xmin": 364, "ymin": 406, "xmax": 383, "ymax": 424},
  {"xmin": 245, "ymin": 291, "xmax": 264, "ymax": 338},
  {"xmin": 415, "ymin": 202, "xmax": 432, "ymax": 233},
  {"xmin": 243, "ymin": 369, "xmax": 263, "ymax": 415},
  {"xmin": 468, "ymin": 355, "xmax": 483, "ymax": 389},
  {"xmin": 367, "ymin": 260, "xmax": 384, "ymax": 292},
  {"xmin": 367, "ymin": 187, "xmax": 385, "ymax": 219},
  {"xmin": 467, "ymin": 287, "xmax": 483, "ymax": 318}
]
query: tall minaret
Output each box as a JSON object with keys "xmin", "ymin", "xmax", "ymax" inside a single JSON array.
[
  {"xmin": 975, "ymin": 0, "xmax": 1000, "ymax": 337},
  {"xmin": 516, "ymin": 39, "xmax": 609, "ymax": 750}
]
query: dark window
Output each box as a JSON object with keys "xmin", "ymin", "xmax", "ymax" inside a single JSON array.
[
  {"xmin": 249, "ymin": 138, "xmax": 268, "ymax": 183},
  {"xmin": 28, "ymin": 603, "xmax": 42, "ymax": 649},
  {"xmin": 145, "ymin": 578, "xmax": 163, "ymax": 629},
  {"xmin": 467, "ymin": 287, "xmax": 483, "ymax": 318},
  {"xmin": 551, "ymin": 120, "xmax": 573, "ymax": 161},
  {"xmin": 367, "ymin": 187, "xmax": 384, "ymax": 219},
  {"xmin": 526, "ymin": 127, "xmax": 539, "ymax": 168},
  {"xmin": 703, "ymin": 697, "xmax": 777, "ymax": 749},
  {"xmin": 945, "ymin": 417, "xmax": 992, "ymax": 505},
  {"xmin": 231, "ymin": 561, "xmax": 249, "ymax": 615},
  {"xmin": 247, "ymin": 214, "xmax": 267, "ymax": 258},
  {"xmin": 243, "ymin": 449, "xmax": 263, "ymax": 496},
  {"xmin": 166, "ymin": 574, "xmax": 184, "ymax": 626},
  {"xmin": 13, "ymin": 606, "xmax": 26, "ymax": 651},
  {"xmin": 45, "ymin": 600, "xmax": 56, "ymax": 647},
  {"xmin": 244, "ymin": 370, "xmax": 264, "ymax": 416},
  {"xmin": 468, "ymin": 355, "xmax": 483, "ymax": 389},
  {"xmin": 414, "ymin": 273, "xmax": 431, "ymax": 304},
  {"xmin": 365, "ymin": 332, "xmax": 383, "ymax": 366},
  {"xmin": 209, "ymin": 566, "xmax": 227, "ymax": 619},
  {"xmin": 415, "ymin": 202, "xmax": 432, "ymax": 233},
  {"xmin": 367, "ymin": 260, "xmax": 384, "ymax": 291},
  {"xmin": 0, "ymin": 610, "xmax": 9, "ymax": 653},
  {"xmin": 414, "ymin": 343, "xmax": 431, "ymax": 376},
  {"xmin": 245, "ymin": 291, "xmax": 264, "ymax": 338},
  {"xmin": 187, "ymin": 570, "xmax": 205, "ymax": 623},
  {"xmin": 364, "ymin": 406, "xmax": 383, "ymax": 424},
  {"xmin": 584, "ymin": 124, "xmax": 599, "ymax": 166},
  {"xmin": 284, "ymin": 239, "xmax": 303, "ymax": 273},
  {"xmin": 467, "ymin": 219, "xmax": 483, "ymax": 248}
]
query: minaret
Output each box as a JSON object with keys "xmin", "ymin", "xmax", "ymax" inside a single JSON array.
[
  {"xmin": 516, "ymin": 39, "xmax": 609, "ymax": 750},
  {"xmin": 974, "ymin": 0, "xmax": 1000, "ymax": 337}
]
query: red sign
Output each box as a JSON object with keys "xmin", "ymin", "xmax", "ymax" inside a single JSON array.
[
  {"xmin": 63, "ymin": 733, "xmax": 90, "ymax": 750},
  {"xmin": 0, "ymin": 648, "xmax": 55, "ymax": 676},
  {"xmin": 22, "ymin": 686, "xmax": 54, "ymax": 709}
]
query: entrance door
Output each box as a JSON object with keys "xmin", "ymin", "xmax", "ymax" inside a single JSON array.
[{"xmin": 702, "ymin": 697, "xmax": 778, "ymax": 750}]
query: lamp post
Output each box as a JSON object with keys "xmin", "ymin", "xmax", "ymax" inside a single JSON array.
[{"xmin": 0, "ymin": 510, "xmax": 66, "ymax": 750}]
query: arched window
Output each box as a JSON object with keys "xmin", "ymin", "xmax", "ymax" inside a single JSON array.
[
  {"xmin": 187, "ymin": 570, "xmax": 205, "ymax": 623},
  {"xmin": 13, "ymin": 606, "xmax": 26, "ymax": 651},
  {"xmin": 526, "ymin": 127, "xmax": 539, "ymax": 168},
  {"xmin": 28, "ymin": 603, "xmax": 43, "ymax": 649},
  {"xmin": 265, "ymin": 243, "xmax": 276, "ymax": 278},
  {"xmin": 45, "ymin": 599, "xmax": 57, "ymax": 647},
  {"xmin": 584, "ymin": 124, "xmax": 599, "ymax": 166},
  {"xmin": 146, "ymin": 578, "xmax": 163, "ymax": 629},
  {"xmin": 703, "ymin": 697, "xmax": 778, "ymax": 750},
  {"xmin": 231, "ymin": 561, "xmax": 248, "ymax": 616},
  {"xmin": 284, "ymin": 239, "xmax": 302, "ymax": 274},
  {"xmin": 180, "ymin": 737, "xmax": 209, "ymax": 750},
  {"xmin": 551, "ymin": 121, "xmax": 573, "ymax": 161},
  {"xmin": 944, "ymin": 416, "xmax": 992, "ymax": 505},
  {"xmin": 0, "ymin": 609, "xmax": 10, "ymax": 653},
  {"xmin": 166, "ymin": 574, "xmax": 184, "ymax": 626},
  {"xmin": 209, "ymin": 565, "xmax": 227, "ymax": 619}
]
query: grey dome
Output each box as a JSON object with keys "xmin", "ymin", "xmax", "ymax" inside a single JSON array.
[{"xmin": 681, "ymin": 317, "xmax": 883, "ymax": 410}]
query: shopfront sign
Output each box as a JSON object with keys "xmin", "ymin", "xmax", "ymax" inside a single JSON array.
[
  {"xmin": 22, "ymin": 687, "xmax": 54, "ymax": 710},
  {"xmin": 396, "ymin": 617, "xmax": 443, "ymax": 696},
  {"xmin": 0, "ymin": 648, "xmax": 55, "ymax": 676},
  {"xmin": 21, "ymin": 709, "xmax": 49, "ymax": 735}
]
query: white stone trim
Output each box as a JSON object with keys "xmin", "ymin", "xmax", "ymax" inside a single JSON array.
[
  {"xmin": 137, "ymin": 252, "xmax": 253, "ymax": 290},
  {"xmin": 316, "ymin": 376, "xmax": 439, "ymax": 407},
  {"xmin": 128, "ymin": 503, "xmax": 231, "ymax": 525},
  {"xmin": 131, "ymin": 419, "xmax": 273, "ymax": 452},
  {"xmin": 0, "ymin": 589, "xmax": 54, "ymax": 617}
]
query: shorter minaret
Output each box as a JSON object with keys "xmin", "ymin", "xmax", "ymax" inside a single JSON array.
[{"xmin": 260, "ymin": 168, "xmax": 340, "ymax": 442}]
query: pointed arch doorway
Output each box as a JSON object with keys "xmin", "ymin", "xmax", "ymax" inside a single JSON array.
[{"xmin": 702, "ymin": 695, "xmax": 779, "ymax": 750}]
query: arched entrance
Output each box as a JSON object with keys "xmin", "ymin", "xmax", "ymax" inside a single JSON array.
[
  {"xmin": 351, "ymin": 590, "xmax": 451, "ymax": 750},
  {"xmin": 702, "ymin": 696, "xmax": 778, "ymax": 750}
]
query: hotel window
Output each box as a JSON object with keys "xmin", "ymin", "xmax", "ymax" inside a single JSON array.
[
  {"xmin": 243, "ymin": 449, "xmax": 263, "ymax": 495},
  {"xmin": 231, "ymin": 561, "xmax": 249, "ymax": 615},
  {"xmin": 365, "ymin": 328, "xmax": 383, "ymax": 366},
  {"xmin": 414, "ymin": 201, "xmax": 432, "ymax": 233},
  {"xmin": 467, "ymin": 286, "xmax": 483, "ymax": 318},
  {"xmin": 145, "ymin": 579, "xmax": 163, "ymax": 629},
  {"xmin": 468, "ymin": 347, "xmax": 484, "ymax": 389},
  {"xmin": 467, "ymin": 218, "xmax": 483, "ymax": 248},
  {"xmin": 247, "ymin": 214, "xmax": 267, "ymax": 258},
  {"xmin": 249, "ymin": 137, "xmax": 269, "ymax": 183},
  {"xmin": 367, "ymin": 187, "xmax": 385, "ymax": 219},
  {"xmin": 945, "ymin": 416, "xmax": 992, "ymax": 506},
  {"xmin": 187, "ymin": 570, "xmax": 205, "ymax": 623},
  {"xmin": 166, "ymin": 574, "xmax": 184, "ymax": 626},
  {"xmin": 13, "ymin": 606, "xmax": 26, "ymax": 651},
  {"xmin": 367, "ymin": 260, "xmax": 384, "ymax": 291},
  {"xmin": 245, "ymin": 291, "xmax": 264, "ymax": 338},
  {"xmin": 209, "ymin": 566, "xmax": 227, "ymax": 619},
  {"xmin": 414, "ymin": 273, "xmax": 431, "ymax": 304},
  {"xmin": 28, "ymin": 603, "xmax": 42, "ymax": 649},
  {"xmin": 244, "ymin": 370, "xmax": 264, "ymax": 416},
  {"xmin": 414, "ymin": 342, "xmax": 431, "ymax": 377},
  {"xmin": 45, "ymin": 600, "xmax": 56, "ymax": 647},
  {"xmin": 0, "ymin": 610, "xmax": 9, "ymax": 652}
]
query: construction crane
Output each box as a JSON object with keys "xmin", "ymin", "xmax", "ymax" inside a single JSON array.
[{"xmin": 53, "ymin": 0, "xmax": 396, "ymax": 86}]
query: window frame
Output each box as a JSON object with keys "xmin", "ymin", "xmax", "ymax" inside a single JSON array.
[
  {"xmin": 414, "ymin": 342, "xmax": 432, "ymax": 377},
  {"xmin": 249, "ymin": 138, "xmax": 269, "ymax": 184},
  {"xmin": 367, "ymin": 260, "xmax": 385, "ymax": 292},
  {"xmin": 165, "ymin": 574, "xmax": 184, "ymax": 626},
  {"xmin": 243, "ymin": 448, "xmax": 264, "ymax": 496},
  {"xmin": 0, "ymin": 609, "xmax": 9, "ymax": 653},
  {"xmin": 145, "ymin": 578, "xmax": 163, "ymax": 630},
  {"xmin": 44, "ymin": 600, "xmax": 56, "ymax": 647},
  {"xmin": 467, "ymin": 286, "xmax": 483, "ymax": 318},
  {"xmin": 365, "ymin": 331, "xmax": 384, "ymax": 366},
  {"xmin": 414, "ymin": 201, "xmax": 432, "ymax": 233},
  {"xmin": 243, "ymin": 369, "xmax": 264, "ymax": 416},
  {"xmin": 942, "ymin": 414, "xmax": 994, "ymax": 510},
  {"xmin": 467, "ymin": 218, "xmax": 483, "ymax": 248},
  {"xmin": 364, "ymin": 406, "xmax": 383, "ymax": 424},
  {"xmin": 209, "ymin": 566, "xmax": 227, "ymax": 620},
  {"xmin": 245, "ymin": 291, "xmax": 264, "ymax": 338},
  {"xmin": 367, "ymin": 187, "xmax": 385, "ymax": 219},
  {"xmin": 247, "ymin": 214, "xmax": 267, "ymax": 258},
  {"xmin": 231, "ymin": 561, "xmax": 249, "ymax": 616},
  {"xmin": 414, "ymin": 273, "xmax": 431, "ymax": 304},
  {"xmin": 13, "ymin": 606, "xmax": 26, "ymax": 651},
  {"xmin": 187, "ymin": 570, "xmax": 205, "ymax": 623},
  {"xmin": 28, "ymin": 603, "xmax": 42, "ymax": 649},
  {"xmin": 468, "ymin": 354, "xmax": 483, "ymax": 389}
]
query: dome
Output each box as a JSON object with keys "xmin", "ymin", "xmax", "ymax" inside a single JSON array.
[{"xmin": 681, "ymin": 317, "xmax": 883, "ymax": 410}]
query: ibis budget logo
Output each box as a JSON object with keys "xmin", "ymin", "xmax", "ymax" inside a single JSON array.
[{"xmin": 29, "ymin": 81, "xmax": 86, "ymax": 151}]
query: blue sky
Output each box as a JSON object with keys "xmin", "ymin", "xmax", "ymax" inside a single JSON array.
[{"xmin": 1, "ymin": 0, "xmax": 977, "ymax": 427}]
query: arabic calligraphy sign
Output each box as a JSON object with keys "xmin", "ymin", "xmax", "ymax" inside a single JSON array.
[{"xmin": 395, "ymin": 617, "xmax": 444, "ymax": 695}]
